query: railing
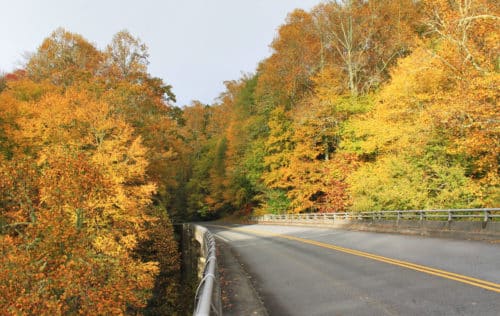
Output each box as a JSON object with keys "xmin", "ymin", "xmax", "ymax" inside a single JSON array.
[
  {"xmin": 252, "ymin": 208, "xmax": 500, "ymax": 223},
  {"xmin": 192, "ymin": 225, "xmax": 222, "ymax": 316}
]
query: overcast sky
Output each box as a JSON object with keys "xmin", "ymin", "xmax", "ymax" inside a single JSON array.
[{"xmin": 0, "ymin": 0, "xmax": 321, "ymax": 106}]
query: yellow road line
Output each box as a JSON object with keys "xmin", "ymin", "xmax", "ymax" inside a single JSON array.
[{"xmin": 212, "ymin": 225, "xmax": 500, "ymax": 293}]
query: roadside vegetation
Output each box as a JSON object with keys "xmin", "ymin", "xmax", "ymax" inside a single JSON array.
[{"xmin": 184, "ymin": 0, "xmax": 499, "ymax": 216}]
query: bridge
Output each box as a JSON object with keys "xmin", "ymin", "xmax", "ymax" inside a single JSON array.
[{"xmin": 189, "ymin": 209, "xmax": 500, "ymax": 315}]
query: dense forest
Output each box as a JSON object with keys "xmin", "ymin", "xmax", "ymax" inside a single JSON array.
[
  {"xmin": 1, "ymin": 0, "xmax": 498, "ymax": 314},
  {"xmin": 185, "ymin": 0, "xmax": 498, "ymax": 216}
]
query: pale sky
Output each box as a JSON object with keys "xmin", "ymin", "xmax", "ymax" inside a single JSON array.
[{"xmin": 0, "ymin": 0, "xmax": 321, "ymax": 106}]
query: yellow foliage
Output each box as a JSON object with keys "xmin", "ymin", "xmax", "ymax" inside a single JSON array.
[{"xmin": 345, "ymin": 48, "xmax": 446, "ymax": 157}]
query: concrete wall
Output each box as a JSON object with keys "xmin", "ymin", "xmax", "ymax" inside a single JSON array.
[
  {"xmin": 179, "ymin": 224, "xmax": 207, "ymax": 282},
  {"xmin": 253, "ymin": 219, "xmax": 500, "ymax": 241}
]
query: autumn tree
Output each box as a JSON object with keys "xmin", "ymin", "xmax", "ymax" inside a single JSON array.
[
  {"xmin": 0, "ymin": 73, "xmax": 6, "ymax": 93},
  {"xmin": 423, "ymin": 0, "xmax": 499, "ymax": 74},
  {"xmin": 102, "ymin": 30, "xmax": 149, "ymax": 80},
  {"xmin": 0, "ymin": 87, "xmax": 160, "ymax": 313},
  {"xmin": 311, "ymin": 0, "xmax": 419, "ymax": 95},
  {"xmin": 256, "ymin": 9, "xmax": 321, "ymax": 108},
  {"xmin": 1, "ymin": 30, "xmax": 181, "ymax": 314},
  {"xmin": 26, "ymin": 28, "xmax": 102, "ymax": 86},
  {"xmin": 342, "ymin": 47, "xmax": 492, "ymax": 210},
  {"xmin": 219, "ymin": 77, "xmax": 267, "ymax": 213}
]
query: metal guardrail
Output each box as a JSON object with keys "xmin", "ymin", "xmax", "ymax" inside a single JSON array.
[
  {"xmin": 192, "ymin": 225, "xmax": 222, "ymax": 316},
  {"xmin": 252, "ymin": 208, "xmax": 500, "ymax": 223}
]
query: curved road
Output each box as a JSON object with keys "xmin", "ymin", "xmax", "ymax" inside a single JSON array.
[{"xmin": 207, "ymin": 224, "xmax": 500, "ymax": 316}]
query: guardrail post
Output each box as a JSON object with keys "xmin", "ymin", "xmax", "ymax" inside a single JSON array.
[
  {"xmin": 484, "ymin": 209, "xmax": 490, "ymax": 222},
  {"xmin": 419, "ymin": 211, "xmax": 424, "ymax": 221},
  {"xmin": 448, "ymin": 210, "xmax": 452, "ymax": 222},
  {"xmin": 397, "ymin": 211, "xmax": 401, "ymax": 221}
]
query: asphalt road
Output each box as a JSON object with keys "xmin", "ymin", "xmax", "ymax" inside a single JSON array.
[{"xmin": 206, "ymin": 224, "xmax": 500, "ymax": 316}]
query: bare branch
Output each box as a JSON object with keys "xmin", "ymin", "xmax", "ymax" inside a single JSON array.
[{"xmin": 460, "ymin": 14, "xmax": 500, "ymax": 23}]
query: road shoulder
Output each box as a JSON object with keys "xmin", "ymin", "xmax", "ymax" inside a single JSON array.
[{"xmin": 216, "ymin": 236, "xmax": 268, "ymax": 316}]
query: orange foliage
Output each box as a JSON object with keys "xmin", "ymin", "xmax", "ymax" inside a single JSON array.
[{"xmin": 1, "ymin": 30, "xmax": 180, "ymax": 314}]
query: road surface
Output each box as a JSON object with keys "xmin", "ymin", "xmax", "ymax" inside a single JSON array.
[{"xmin": 207, "ymin": 224, "xmax": 500, "ymax": 316}]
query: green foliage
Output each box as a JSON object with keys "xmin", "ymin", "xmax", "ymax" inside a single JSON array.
[
  {"xmin": 348, "ymin": 156, "xmax": 481, "ymax": 212},
  {"xmin": 259, "ymin": 189, "xmax": 291, "ymax": 215},
  {"xmin": 229, "ymin": 140, "xmax": 266, "ymax": 208}
]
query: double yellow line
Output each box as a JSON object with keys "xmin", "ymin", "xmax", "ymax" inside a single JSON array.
[{"xmin": 213, "ymin": 225, "xmax": 500, "ymax": 293}]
